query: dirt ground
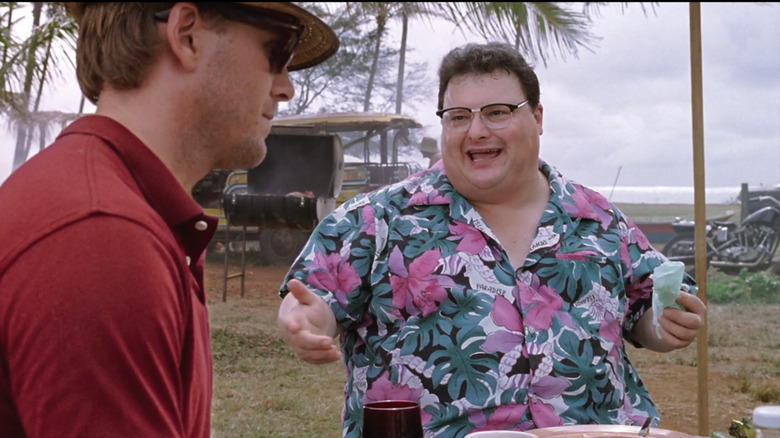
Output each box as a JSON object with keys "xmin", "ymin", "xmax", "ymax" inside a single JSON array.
[{"xmin": 205, "ymin": 259, "xmax": 779, "ymax": 436}]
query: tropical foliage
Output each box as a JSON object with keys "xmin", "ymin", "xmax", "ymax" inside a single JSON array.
[
  {"xmin": 0, "ymin": 2, "xmax": 77, "ymax": 171},
  {"xmin": 1, "ymin": 2, "xmax": 637, "ymax": 172}
]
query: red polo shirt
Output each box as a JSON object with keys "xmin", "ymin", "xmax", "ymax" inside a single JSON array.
[{"xmin": 0, "ymin": 115, "xmax": 217, "ymax": 437}]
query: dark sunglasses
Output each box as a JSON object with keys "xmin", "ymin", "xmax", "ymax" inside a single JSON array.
[{"xmin": 154, "ymin": 3, "xmax": 304, "ymax": 74}]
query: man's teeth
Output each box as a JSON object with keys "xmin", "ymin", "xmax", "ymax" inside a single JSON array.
[{"xmin": 469, "ymin": 149, "xmax": 500, "ymax": 161}]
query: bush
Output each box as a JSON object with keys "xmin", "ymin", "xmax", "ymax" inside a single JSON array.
[
  {"xmin": 744, "ymin": 270, "xmax": 780, "ymax": 303},
  {"xmin": 708, "ymin": 269, "xmax": 780, "ymax": 304}
]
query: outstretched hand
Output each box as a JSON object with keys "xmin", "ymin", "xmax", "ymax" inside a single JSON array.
[{"xmin": 277, "ymin": 279, "xmax": 341, "ymax": 364}]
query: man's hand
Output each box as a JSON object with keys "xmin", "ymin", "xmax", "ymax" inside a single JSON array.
[
  {"xmin": 277, "ymin": 279, "xmax": 341, "ymax": 364},
  {"xmin": 656, "ymin": 291, "xmax": 706, "ymax": 349},
  {"xmin": 634, "ymin": 291, "xmax": 707, "ymax": 352}
]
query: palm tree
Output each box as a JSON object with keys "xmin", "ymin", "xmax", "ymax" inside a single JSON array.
[
  {"xmin": 436, "ymin": 3, "xmax": 599, "ymax": 64},
  {"xmin": 0, "ymin": 2, "xmax": 78, "ymax": 172},
  {"xmin": 335, "ymin": 3, "xmax": 401, "ymax": 113},
  {"xmin": 1, "ymin": 2, "xmax": 648, "ymax": 171},
  {"xmin": 338, "ymin": 2, "xmax": 598, "ymax": 116}
]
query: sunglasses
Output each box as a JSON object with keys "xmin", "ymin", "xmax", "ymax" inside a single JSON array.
[{"xmin": 154, "ymin": 3, "xmax": 305, "ymax": 74}]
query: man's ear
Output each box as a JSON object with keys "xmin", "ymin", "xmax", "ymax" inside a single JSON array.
[
  {"xmin": 163, "ymin": 3, "xmax": 202, "ymax": 72},
  {"xmin": 535, "ymin": 103, "xmax": 544, "ymax": 135}
]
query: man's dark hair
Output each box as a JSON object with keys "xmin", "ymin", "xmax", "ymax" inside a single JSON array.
[{"xmin": 437, "ymin": 42, "xmax": 541, "ymax": 111}]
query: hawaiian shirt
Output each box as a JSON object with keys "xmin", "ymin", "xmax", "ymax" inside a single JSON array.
[{"xmin": 280, "ymin": 159, "xmax": 683, "ymax": 438}]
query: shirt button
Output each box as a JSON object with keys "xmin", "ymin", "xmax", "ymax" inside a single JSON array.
[
  {"xmin": 195, "ymin": 220, "xmax": 208, "ymax": 231},
  {"xmin": 185, "ymin": 256, "xmax": 192, "ymax": 265}
]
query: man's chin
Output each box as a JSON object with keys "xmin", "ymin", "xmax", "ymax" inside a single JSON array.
[
  {"xmin": 247, "ymin": 149, "xmax": 267, "ymax": 169},
  {"xmin": 216, "ymin": 144, "xmax": 266, "ymax": 170}
]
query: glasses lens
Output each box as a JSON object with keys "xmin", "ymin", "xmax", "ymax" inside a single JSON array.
[
  {"xmin": 480, "ymin": 104, "xmax": 514, "ymax": 128},
  {"xmin": 442, "ymin": 109, "xmax": 474, "ymax": 131},
  {"xmin": 214, "ymin": 4, "xmax": 304, "ymax": 73},
  {"xmin": 269, "ymin": 31, "xmax": 301, "ymax": 73}
]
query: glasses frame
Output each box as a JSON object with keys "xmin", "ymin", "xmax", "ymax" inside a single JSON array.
[
  {"xmin": 436, "ymin": 100, "xmax": 530, "ymax": 132},
  {"xmin": 154, "ymin": 3, "xmax": 305, "ymax": 74}
]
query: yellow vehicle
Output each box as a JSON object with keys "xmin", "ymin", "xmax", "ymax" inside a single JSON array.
[{"xmin": 192, "ymin": 111, "xmax": 424, "ymax": 265}]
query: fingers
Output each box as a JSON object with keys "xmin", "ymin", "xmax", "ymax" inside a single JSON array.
[
  {"xmin": 658, "ymin": 292, "xmax": 706, "ymax": 348},
  {"xmin": 676, "ymin": 291, "xmax": 707, "ymax": 317},
  {"xmin": 278, "ymin": 279, "xmax": 342, "ymax": 364},
  {"xmin": 657, "ymin": 315, "xmax": 698, "ymax": 348},
  {"xmin": 279, "ymin": 319, "xmax": 341, "ymax": 364},
  {"xmin": 289, "ymin": 331, "xmax": 342, "ymax": 364},
  {"xmin": 286, "ymin": 278, "xmax": 318, "ymax": 305}
]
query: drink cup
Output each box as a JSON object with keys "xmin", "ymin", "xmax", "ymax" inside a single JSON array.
[{"xmin": 362, "ymin": 400, "xmax": 423, "ymax": 438}]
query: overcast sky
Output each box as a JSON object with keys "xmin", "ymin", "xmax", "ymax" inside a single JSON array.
[
  {"xmin": 403, "ymin": 2, "xmax": 780, "ymax": 190},
  {"xmin": 1, "ymin": 2, "xmax": 778, "ymax": 192}
]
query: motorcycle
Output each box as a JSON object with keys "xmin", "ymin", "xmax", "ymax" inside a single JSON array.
[{"xmin": 662, "ymin": 196, "xmax": 780, "ymax": 275}]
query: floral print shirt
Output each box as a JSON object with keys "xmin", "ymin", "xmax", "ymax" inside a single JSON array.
[{"xmin": 280, "ymin": 159, "xmax": 680, "ymax": 438}]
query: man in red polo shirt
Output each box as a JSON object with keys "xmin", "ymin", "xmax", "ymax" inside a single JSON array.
[{"xmin": 0, "ymin": 3, "xmax": 338, "ymax": 437}]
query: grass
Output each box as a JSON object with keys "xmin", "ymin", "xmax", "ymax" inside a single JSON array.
[{"xmin": 207, "ymin": 282, "xmax": 345, "ymax": 438}]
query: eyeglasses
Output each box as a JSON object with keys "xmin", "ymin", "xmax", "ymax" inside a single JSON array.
[
  {"xmin": 154, "ymin": 4, "xmax": 304, "ymax": 74},
  {"xmin": 436, "ymin": 100, "xmax": 530, "ymax": 132}
]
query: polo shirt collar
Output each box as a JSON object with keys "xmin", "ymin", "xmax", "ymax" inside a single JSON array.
[{"xmin": 57, "ymin": 115, "xmax": 217, "ymax": 254}]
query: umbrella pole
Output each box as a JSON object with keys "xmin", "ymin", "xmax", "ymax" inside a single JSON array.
[{"xmin": 688, "ymin": 3, "xmax": 710, "ymax": 435}]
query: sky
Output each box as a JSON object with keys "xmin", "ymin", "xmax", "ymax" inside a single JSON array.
[
  {"xmin": 399, "ymin": 2, "xmax": 780, "ymax": 191},
  {"xmin": 1, "ymin": 2, "xmax": 779, "ymax": 197}
]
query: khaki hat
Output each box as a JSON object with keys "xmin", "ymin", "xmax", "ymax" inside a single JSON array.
[
  {"xmin": 64, "ymin": 2, "xmax": 339, "ymax": 71},
  {"xmin": 420, "ymin": 137, "xmax": 438, "ymax": 154}
]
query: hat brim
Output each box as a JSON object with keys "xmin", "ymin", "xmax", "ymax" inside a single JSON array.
[
  {"xmin": 63, "ymin": 2, "xmax": 339, "ymax": 71},
  {"xmin": 235, "ymin": 2, "xmax": 338, "ymax": 71}
]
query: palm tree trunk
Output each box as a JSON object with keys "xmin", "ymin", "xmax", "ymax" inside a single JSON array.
[
  {"xmin": 362, "ymin": 12, "xmax": 386, "ymax": 113},
  {"xmin": 394, "ymin": 11, "xmax": 408, "ymax": 115}
]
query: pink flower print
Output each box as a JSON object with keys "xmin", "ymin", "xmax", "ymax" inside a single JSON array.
[
  {"xmin": 599, "ymin": 314, "xmax": 623, "ymax": 351},
  {"xmin": 448, "ymin": 221, "xmax": 488, "ymax": 254},
  {"xmin": 473, "ymin": 403, "xmax": 528, "ymax": 431},
  {"xmin": 626, "ymin": 273, "xmax": 654, "ymax": 308},
  {"xmin": 566, "ymin": 186, "xmax": 615, "ymax": 229},
  {"xmin": 308, "ymin": 252, "xmax": 361, "ymax": 307},
  {"xmin": 581, "ymin": 185, "xmax": 614, "ymax": 211},
  {"xmin": 361, "ymin": 204, "xmax": 376, "ymax": 236},
  {"xmin": 492, "ymin": 294, "xmax": 523, "ymax": 332},
  {"xmin": 555, "ymin": 250, "xmax": 600, "ymax": 262},
  {"xmin": 483, "ymin": 294, "xmax": 525, "ymax": 354},
  {"xmin": 520, "ymin": 285, "xmax": 563, "ymax": 330},
  {"xmin": 528, "ymin": 391, "xmax": 565, "ymax": 427},
  {"xmin": 408, "ymin": 186, "xmax": 449, "ymax": 206},
  {"xmin": 622, "ymin": 216, "xmax": 653, "ymax": 250},
  {"xmin": 388, "ymin": 246, "xmax": 447, "ymax": 317},
  {"xmin": 365, "ymin": 371, "xmax": 423, "ymax": 403}
]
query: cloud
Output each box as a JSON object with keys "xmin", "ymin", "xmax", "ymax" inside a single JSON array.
[
  {"xmin": 408, "ymin": 3, "xmax": 779, "ymax": 190},
  {"xmin": 2, "ymin": 3, "xmax": 777, "ymax": 195}
]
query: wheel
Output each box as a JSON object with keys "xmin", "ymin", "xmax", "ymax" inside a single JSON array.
[
  {"xmin": 212, "ymin": 228, "xmax": 263, "ymax": 266},
  {"xmin": 259, "ymin": 229, "xmax": 309, "ymax": 266},
  {"xmin": 662, "ymin": 235, "xmax": 695, "ymax": 259},
  {"xmin": 662, "ymin": 235, "xmax": 698, "ymax": 276}
]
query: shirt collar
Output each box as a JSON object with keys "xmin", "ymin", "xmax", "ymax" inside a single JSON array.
[
  {"xmin": 545, "ymin": 159, "xmax": 617, "ymax": 225},
  {"xmin": 406, "ymin": 157, "xmax": 614, "ymax": 226},
  {"xmin": 57, "ymin": 115, "xmax": 211, "ymax": 232}
]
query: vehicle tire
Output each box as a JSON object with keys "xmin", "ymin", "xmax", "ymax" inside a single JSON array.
[
  {"xmin": 662, "ymin": 235, "xmax": 698, "ymax": 276},
  {"xmin": 259, "ymin": 229, "xmax": 309, "ymax": 266}
]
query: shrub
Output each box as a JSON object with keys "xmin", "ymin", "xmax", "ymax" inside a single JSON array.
[
  {"xmin": 744, "ymin": 270, "xmax": 780, "ymax": 303},
  {"xmin": 707, "ymin": 269, "xmax": 780, "ymax": 304}
]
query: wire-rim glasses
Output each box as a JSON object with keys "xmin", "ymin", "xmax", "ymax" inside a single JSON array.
[
  {"xmin": 154, "ymin": 3, "xmax": 304, "ymax": 74},
  {"xmin": 436, "ymin": 100, "xmax": 530, "ymax": 132}
]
